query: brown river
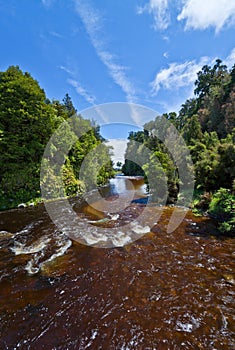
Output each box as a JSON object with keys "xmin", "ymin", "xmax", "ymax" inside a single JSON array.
[{"xmin": 0, "ymin": 177, "xmax": 234, "ymax": 349}]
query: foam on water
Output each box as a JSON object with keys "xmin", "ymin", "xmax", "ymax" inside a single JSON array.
[
  {"xmin": 110, "ymin": 231, "xmax": 132, "ymax": 247},
  {"xmin": 77, "ymin": 220, "xmax": 150, "ymax": 247},
  {"xmin": 14, "ymin": 221, "xmax": 41, "ymax": 237},
  {"xmin": 11, "ymin": 237, "xmax": 51, "ymax": 255},
  {"xmin": 25, "ymin": 238, "xmax": 72, "ymax": 275},
  {"xmin": 41, "ymin": 238, "xmax": 72, "ymax": 265},
  {"xmin": 25, "ymin": 259, "xmax": 41, "ymax": 275},
  {"xmin": 130, "ymin": 222, "xmax": 150, "ymax": 235},
  {"xmin": 7, "ymin": 222, "xmax": 73, "ymax": 274}
]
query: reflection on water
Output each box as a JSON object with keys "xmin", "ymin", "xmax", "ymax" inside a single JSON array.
[
  {"xmin": 0, "ymin": 177, "xmax": 234, "ymax": 349},
  {"xmin": 99, "ymin": 175, "xmax": 147, "ymax": 200},
  {"xmin": 111, "ymin": 176, "xmax": 147, "ymax": 196}
]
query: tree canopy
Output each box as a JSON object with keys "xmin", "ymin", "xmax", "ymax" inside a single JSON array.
[
  {"xmin": 122, "ymin": 58, "xmax": 235, "ymax": 234},
  {"xmin": 0, "ymin": 66, "xmax": 114, "ymax": 209}
]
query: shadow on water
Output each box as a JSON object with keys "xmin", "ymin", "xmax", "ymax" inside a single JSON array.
[{"xmin": 185, "ymin": 216, "xmax": 235, "ymax": 240}]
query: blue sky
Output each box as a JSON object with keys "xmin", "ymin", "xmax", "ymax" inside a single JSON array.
[{"xmin": 0, "ymin": 0, "xmax": 235, "ymax": 147}]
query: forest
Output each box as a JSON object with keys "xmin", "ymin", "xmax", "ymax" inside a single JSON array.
[
  {"xmin": 0, "ymin": 66, "xmax": 115, "ymax": 210},
  {"xmin": 122, "ymin": 59, "xmax": 235, "ymax": 235}
]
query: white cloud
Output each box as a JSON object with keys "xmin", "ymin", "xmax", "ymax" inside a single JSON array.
[
  {"xmin": 74, "ymin": 0, "xmax": 136, "ymax": 103},
  {"xmin": 178, "ymin": 0, "xmax": 235, "ymax": 33},
  {"xmin": 162, "ymin": 35, "xmax": 170, "ymax": 42},
  {"xmin": 151, "ymin": 57, "xmax": 210, "ymax": 93},
  {"xmin": 150, "ymin": 48, "xmax": 235, "ymax": 113},
  {"xmin": 105, "ymin": 139, "xmax": 128, "ymax": 164},
  {"xmin": 225, "ymin": 47, "xmax": 235, "ymax": 68},
  {"xmin": 153, "ymin": 49, "xmax": 235, "ymax": 95},
  {"xmin": 137, "ymin": 0, "xmax": 170, "ymax": 30},
  {"xmin": 163, "ymin": 52, "xmax": 169, "ymax": 59},
  {"xmin": 68, "ymin": 79, "xmax": 96, "ymax": 105}
]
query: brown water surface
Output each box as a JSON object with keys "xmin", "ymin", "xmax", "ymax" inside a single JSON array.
[{"xmin": 0, "ymin": 177, "xmax": 234, "ymax": 349}]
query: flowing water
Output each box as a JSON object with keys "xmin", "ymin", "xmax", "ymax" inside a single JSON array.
[{"xmin": 0, "ymin": 177, "xmax": 234, "ymax": 349}]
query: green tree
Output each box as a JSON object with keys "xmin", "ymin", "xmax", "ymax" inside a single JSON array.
[
  {"xmin": 62, "ymin": 93, "xmax": 77, "ymax": 117},
  {"xmin": 182, "ymin": 114, "xmax": 202, "ymax": 145},
  {"xmin": 0, "ymin": 66, "xmax": 115, "ymax": 208},
  {"xmin": 209, "ymin": 188, "xmax": 235, "ymax": 235},
  {"xmin": 0, "ymin": 66, "xmax": 63, "ymax": 206},
  {"xmin": 194, "ymin": 59, "xmax": 228, "ymax": 100},
  {"xmin": 178, "ymin": 98, "xmax": 199, "ymax": 130}
]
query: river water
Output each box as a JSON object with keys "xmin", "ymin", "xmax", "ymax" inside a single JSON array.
[{"xmin": 0, "ymin": 177, "xmax": 234, "ymax": 349}]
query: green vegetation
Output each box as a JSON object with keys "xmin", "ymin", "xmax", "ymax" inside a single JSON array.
[
  {"xmin": 122, "ymin": 59, "xmax": 235, "ymax": 235},
  {"xmin": 0, "ymin": 66, "xmax": 114, "ymax": 210},
  {"xmin": 208, "ymin": 188, "xmax": 235, "ymax": 235}
]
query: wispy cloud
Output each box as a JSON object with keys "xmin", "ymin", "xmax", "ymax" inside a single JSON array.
[
  {"xmin": 41, "ymin": 0, "xmax": 55, "ymax": 8},
  {"xmin": 49, "ymin": 31, "xmax": 64, "ymax": 39},
  {"xmin": 68, "ymin": 79, "xmax": 96, "ymax": 105},
  {"xmin": 177, "ymin": 0, "xmax": 235, "ymax": 33},
  {"xmin": 137, "ymin": 0, "xmax": 170, "ymax": 31},
  {"xmin": 151, "ymin": 57, "xmax": 211, "ymax": 94},
  {"xmin": 74, "ymin": 0, "xmax": 136, "ymax": 103},
  {"xmin": 59, "ymin": 64, "xmax": 97, "ymax": 106},
  {"xmin": 59, "ymin": 65, "xmax": 76, "ymax": 76}
]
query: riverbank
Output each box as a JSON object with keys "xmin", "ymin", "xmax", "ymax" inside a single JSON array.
[{"xmin": 192, "ymin": 188, "xmax": 235, "ymax": 237}]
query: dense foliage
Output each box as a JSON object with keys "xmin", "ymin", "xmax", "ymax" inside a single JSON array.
[
  {"xmin": 0, "ymin": 66, "xmax": 114, "ymax": 209},
  {"xmin": 122, "ymin": 59, "xmax": 235, "ymax": 235}
]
